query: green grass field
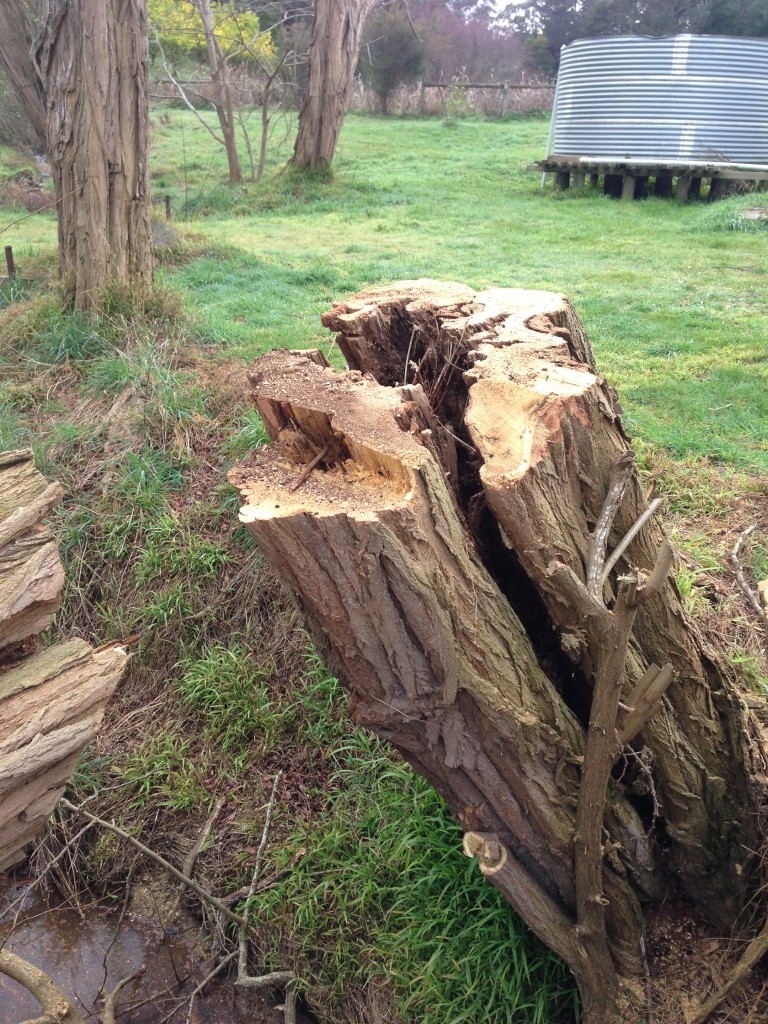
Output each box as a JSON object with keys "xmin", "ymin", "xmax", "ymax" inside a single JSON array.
[{"xmin": 1, "ymin": 109, "xmax": 766, "ymax": 1024}]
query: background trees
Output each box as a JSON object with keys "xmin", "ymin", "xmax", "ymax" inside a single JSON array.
[
  {"xmin": 358, "ymin": 7, "xmax": 425, "ymax": 114},
  {"xmin": 0, "ymin": 0, "xmax": 153, "ymax": 311},
  {"xmin": 510, "ymin": 0, "xmax": 768, "ymax": 71}
]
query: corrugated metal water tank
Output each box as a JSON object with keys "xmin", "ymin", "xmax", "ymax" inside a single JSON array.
[{"xmin": 549, "ymin": 35, "xmax": 768, "ymax": 164}]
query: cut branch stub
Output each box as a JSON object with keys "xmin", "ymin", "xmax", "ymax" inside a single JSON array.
[
  {"xmin": 0, "ymin": 450, "xmax": 127, "ymax": 873},
  {"xmin": 320, "ymin": 281, "xmax": 759, "ymax": 925}
]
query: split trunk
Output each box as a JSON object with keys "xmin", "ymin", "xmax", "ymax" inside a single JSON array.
[{"xmin": 229, "ymin": 282, "xmax": 763, "ymax": 1021}]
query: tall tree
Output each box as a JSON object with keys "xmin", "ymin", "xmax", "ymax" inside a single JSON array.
[
  {"xmin": 359, "ymin": 7, "xmax": 425, "ymax": 114},
  {"xmin": 290, "ymin": 0, "xmax": 379, "ymax": 171},
  {"xmin": 0, "ymin": 0, "xmax": 153, "ymax": 311}
]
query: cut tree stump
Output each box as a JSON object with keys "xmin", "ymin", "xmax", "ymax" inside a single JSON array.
[
  {"xmin": 229, "ymin": 282, "xmax": 762, "ymax": 1019},
  {"xmin": 0, "ymin": 450, "xmax": 127, "ymax": 873}
]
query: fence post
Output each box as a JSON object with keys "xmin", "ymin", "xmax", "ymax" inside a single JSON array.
[
  {"xmin": 4, "ymin": 246, "xmax": 15, "ymax": 279},
  {"xmin": 501, "ymin": 81, "xmax": 510, "ymax": 118},
  {"xmin": 165, "ymin": 195, "xmax": 171, "ymax": 221},
  {"xmin": 419, "ymin": 80, "xmax": 426, "ymax": 116}
]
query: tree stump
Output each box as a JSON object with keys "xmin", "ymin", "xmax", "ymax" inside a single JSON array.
[
  {"xmin": 0, "ymin": 450, "xmax": 127, "ymax": 872},
  {"xmin": 229, "ymin": 282, "xmax": 763, "ymax": 1021}
]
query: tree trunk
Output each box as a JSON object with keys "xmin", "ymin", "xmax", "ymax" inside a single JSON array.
[
  {"xmin": 290, "ymin": 0, "xmax": 378, "ymax": 172},
  {"xmin": 0, "ymin": 0, "xmax": 154, "ymax": 310},
  {"xmin": 0, "ymin": 1, "xmax": 47, "ymax": 146},
  {"xmin": 229, "ymin": 282, "xmax": 764, "ymax": 1021},
  {"xmin": 0, "ymin": 450, "xmax": 127, "ymax": 873},
  {"xmin": 193, "ymin": 0, "xmax": 243, "ymax": 184}
]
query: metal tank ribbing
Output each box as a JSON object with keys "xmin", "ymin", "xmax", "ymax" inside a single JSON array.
[{"xmin": 547, "ymin": 35, "xmax": 768, "ymax": 164}]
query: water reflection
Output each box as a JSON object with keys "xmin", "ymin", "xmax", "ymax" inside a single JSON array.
[{"xmin": 0, "ymin": 884, "xmax": 270, "ymax": 1023}]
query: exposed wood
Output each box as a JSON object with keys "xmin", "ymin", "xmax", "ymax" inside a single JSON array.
[
  {"xmin": 231, "ymin": 344, "xmax": 650, "ymax": 983},
  {"xmin": 319, "ymin": 282, "xmax": 758, "ymax": 924},
  {"xmin": 231, "ymin": 282, "xmax": 764, "ymax": 1019},
  {"xmin": 0, "ymin": 450, "xmax": 127, "ymax": 873}
]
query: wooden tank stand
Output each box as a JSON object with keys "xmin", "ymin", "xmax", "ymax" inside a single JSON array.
[{"xmin": 529, "ymin": 158, "xmax": 768, "ymax": 201}]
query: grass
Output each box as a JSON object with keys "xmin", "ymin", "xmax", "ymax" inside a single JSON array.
[{"xmin": 2, "ymin": 108, "xmax": 767, "ymax": 1024}]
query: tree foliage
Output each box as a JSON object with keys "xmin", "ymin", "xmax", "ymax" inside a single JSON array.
[
  {"xmin": 508, "ymin": 0, "xmax": 768, "ymax": 71},
  {"xmin": 359, "ymin": 8, "xmax": 425, "ymax": 114},
  {"xmin": 148, "ymin": 0, "xmax": 275, "ymax": 65}
]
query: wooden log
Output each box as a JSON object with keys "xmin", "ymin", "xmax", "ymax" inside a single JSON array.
[
  {"xmin": 572, "ymin": 172, "xmax": 586, "ymax": 190},
  {"xmin": 676, "ymin": 175, "xmax": 691, "ymax": 202},
  {"xmin": 0, "ymin": 450, "xmax": 127, "ymax": 872},
  {"xmin": 317, "ymin": 281, "xmax": 759, "ymax": 926},
  {"xmin": 621, "ymin": 174, "xmax": 636, "ymax": 201}
]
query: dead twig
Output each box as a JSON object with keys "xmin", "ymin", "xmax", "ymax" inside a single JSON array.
[
  {"xmin": 185, "ymin": 950, "xmax": 237, "ymax": 1024},
  {"xmin": 1, "ymin": 818, "xmax": 98, "ymax": 950},
  {"xmin": 601, "ymin": 497, "xmax": 664, "ymax": 586},
  {"xmin": 101, "ymin": 966, "xmax": 145, "ymax": 1024},
  {"xmin": 238, "ymin": 772, "xmax": 282, "ymax": 979},
  {"xmin": 169, "ymin": 797, "xmax": 226, "ymax": 921},
  {"xmin": 288, "ymin": 445, "xmax": 331, "ymax": 492},
  {"xmin": 235, "ymin": 772, "xmax": 297, "ymax": 1017},
  {"xmin": 730, "ymin": 525, "xmax": 768, "ymax": 653},
  {"xmin": 60, "ymin": 799, "xmax": 246, "ymax": 927},
  {"xmin": 586, "ymin": 451, "xmax": 635, "ymax": 597}
]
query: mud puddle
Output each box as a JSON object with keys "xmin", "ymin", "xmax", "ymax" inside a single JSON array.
[{"xmin": 0, "ymin": 882, "xmax": 284, "ymax": 1023}]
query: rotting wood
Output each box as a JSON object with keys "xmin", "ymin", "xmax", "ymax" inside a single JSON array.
[
  {"xmin": 230, "ymin": 281, "xmax": 764, "ymax": 1020},
  {"xmin": 319, "ymin": 281, "xmax": 759, "ymax": 924},
  {"xmin": 0, "ymin": 450, "xmax": 127, "ymax": 873}
]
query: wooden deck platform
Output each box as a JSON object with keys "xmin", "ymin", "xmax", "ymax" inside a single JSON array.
[{"xmin": 528, "ymin": 158, "xmax": 768, "ymax": 201}]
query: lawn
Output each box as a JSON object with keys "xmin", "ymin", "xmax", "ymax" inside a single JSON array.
[{"xmin": 1, "ymin": 109, "xmax": 766, "ymax": 1024}]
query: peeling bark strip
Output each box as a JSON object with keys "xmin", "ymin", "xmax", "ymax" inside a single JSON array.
[
  {"xmin": 33, "ymin": 0, "xmax": 153, "ymax": 309},
  {"xmin": 229, "ymin": 283, "xmax": 761, "ymax": 1015},
  {"xmin": 0, "ymin": 450, "xmax": 127, "ymax": 873}
]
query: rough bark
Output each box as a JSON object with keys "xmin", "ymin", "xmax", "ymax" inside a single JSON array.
[
  {"xmin": 0, "ymin": 450, "xmax": 127, "ymax": 873},
  {"xmin": 290, "ymin": 0, "xmax": 378, "ymax": 171},
  {"xmin": 320, "ymin": 281, "xmax": 760, "ymax": 925},
  {"xmin": 0, "ymin": 0, "xmax": 154, "ymax": 310},
  {"xmin": 0, "ymin": 1, "xmax": 47, "ymax": 145},
  {"xmin": 229, "ymin": 282, "xmax": 763, "ymax": 1020}
]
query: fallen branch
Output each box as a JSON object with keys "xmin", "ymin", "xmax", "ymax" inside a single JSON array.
[
  {"xmin": 185, "ymin": 950, "xmax": 237, "ymax": 1024},
  {"xmin": 0, "ymin": 948, "xmax": 85, "ymax": 1024},
  {"xmin": 730, "ymin": 525, "xmax": 768, "ymax": 654},
  {"xmin": 60, "ymin": 799, "xmax": 246, "ymax": 927},
  {"xmin": 101, "ymin": 966, "xmax": 145, "ymax": 1024},
  {"xmin": 235, "ymin": 772, "xmax": 297, "ymax": 1016},
  {"xmin": 169, "ymin": 797, "xmax": 226, "ymax": 921},
  {"xmin": 601, "ymin": 497, "xmax": 664, "ymax": 586}
]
